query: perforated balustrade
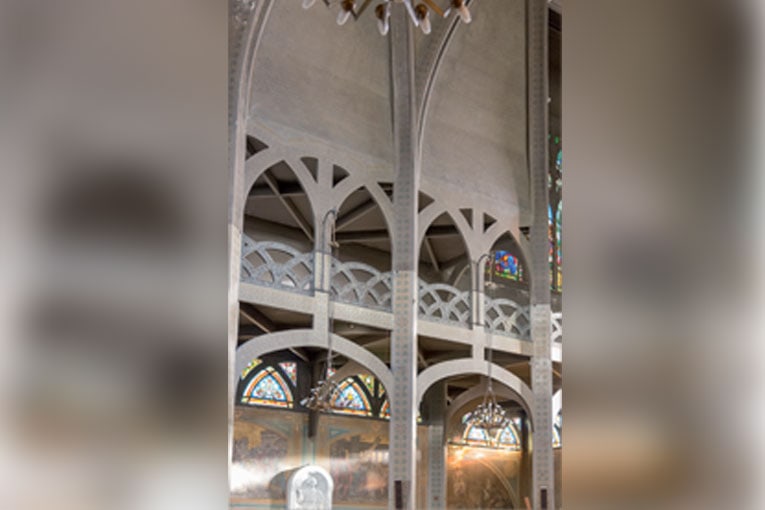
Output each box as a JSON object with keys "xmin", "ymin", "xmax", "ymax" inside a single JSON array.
[
  {"xmin": 484, "ymin": 297, "xmax": 531, "ymax": 340},
  {"xmin": 239, "ymin": 236, "xmax": 554, "ymax": 339},
  {"xmin": 240, "ymin": 235, "xmax": 314, "ymax": 294}
]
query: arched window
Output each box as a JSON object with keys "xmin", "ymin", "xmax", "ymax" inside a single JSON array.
[
  {"xmin": 463, "ymin": 423, "xmax": 492, "ymax": 445},
  {"xmin": 330, "ymin": 374, "xmax": 391, "ymax": 420},
  {"xmin": 497, "ymin": 424, "xmax": 519, "ymax": 447},
  {"xmin": 493, "ymin": 250, "xmax": 524, "ymax": 282},
  {"xmin": 457, "ymin": 413, "xmax": 521, "ymax": 450},
  {"xmin": 331, "ymin": 377, "xmax": 374, "ymax": 417},
  {"xmin": 241, "ymin": 366, "xmax": 294, "ymax": 408}
]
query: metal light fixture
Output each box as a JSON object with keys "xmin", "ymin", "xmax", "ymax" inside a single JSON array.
[
  {"xmin": 464, "ymin": 251, "xmax": 511, "ymax": 446},
  {"xmin": 301, "ymin": 209, "xmax": 342, "ymax": 412},
  {"xmin": 301, "ymin": 0, "xmax": 472, "ymax": 36}
]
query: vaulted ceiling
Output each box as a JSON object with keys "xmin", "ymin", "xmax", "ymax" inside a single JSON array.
[{"xmin": 248, "ymin": 0, "xmax": 532, "ymax": 223}]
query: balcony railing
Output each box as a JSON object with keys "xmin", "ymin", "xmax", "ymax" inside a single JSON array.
[
  {"xmin": 240, "ymin": 236, "xmax": 314, "ymax": 295},
  {"xmin": 239, "ymin": 237, "xmax": 557, "ymax": 340},
  {"xmin": 484, "ymin": 297, "xmax": 531, "ymax": 340},
  {"xmin": 418, "ymin": 281, "xmax": 472, "ymax": 329},
  {"xmin": 330, "ymin": 259, "xmax": 393, "ymax": 311}
]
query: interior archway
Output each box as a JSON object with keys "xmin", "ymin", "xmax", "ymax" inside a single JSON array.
[
  {"xmin": 418, "ymin": 211, "xmax": 471, "ymax": 289},
  {"xmin": 244, "ymin": 159, "xmax": 316, "ymax": 251}
]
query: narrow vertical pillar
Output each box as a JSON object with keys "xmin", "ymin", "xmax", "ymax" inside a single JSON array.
[
  {"xmin": 423, "ymin": 382, "xmax": 447, "ymax": 510},
  {"xmin": 388, "ymin": 6, "xmax": 419, "ymax": 509},
  {"xmin": 313, "ymin": 212, "xmax": 334, "ymax": 340},
  {"xmin": 527, "ymin": 0, "xmax": 554, "ymax": 509},
  {"xmin": 227, "ymin": 0, "xmax": 252, "ymax": 481},
  {"xmin": 472, "ymin": 259, "xmax": 487, "ymax": 329},
  {"xmin": 471, "ymin": 259, "xmax": 488, "ymax": 359}
]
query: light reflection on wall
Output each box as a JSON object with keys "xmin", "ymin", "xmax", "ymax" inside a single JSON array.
[
  {"xmin": 231, "ymin": 406, "xmax": 430, "ymax": 508},
  {"xmin": 447, "ymin": 444, "xmax": 522, "ymax": 509}
]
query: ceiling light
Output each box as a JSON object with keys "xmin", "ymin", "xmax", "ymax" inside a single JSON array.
[
  {"xmin": 337, "ymin": 0, "xmax": 355, "ymax": 25},
  {"xmin": 415, "ymin": 4, "xmax": 431, "ymax": 34},
  {"xmin": 452, "ymin": 0, "xmax": 471, "ymax": 23},
  {"xmin": 301, "ymin": 0, "xmax": 473, "ymax": 36},
  {"xmin": 375, "ymin": 3, "xmax": 391, "ymax": 35}
]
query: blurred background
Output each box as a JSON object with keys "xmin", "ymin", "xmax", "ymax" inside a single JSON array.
[{"xmin": 0, "ymin": 0, "xmax": 763, "ymax": 509}]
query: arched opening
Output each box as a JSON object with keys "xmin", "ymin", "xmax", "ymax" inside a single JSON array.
[
  {"xmin": 419, "ymin": 211, "xmax": 470, "ymax": 288},
  {"xmin": 242, "ymin": 160, "xmax": 316, "ymax": 293},
  {"xmin": 330, "ymin": 186, "xmax": 394, "ymax": 310},
  {"xmin": 233, "ymin": 339, "xmax": 393, "ymax": 508},
  {"xmin": 418, "ymin": 374, "xmax": 533, "ymax": 510},
  {"xmin": 418, "ymin": 211, "xmax": 472, "ymax": 328},
  {"xmin": 244, "ymin": 159, "xmax": 315, "ymax": 248}
]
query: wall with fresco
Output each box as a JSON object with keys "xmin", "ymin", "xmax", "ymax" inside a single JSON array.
[
  {"xmin": 231, "ymin": 406, "xmax": 429, "ymax": 509},
  {"xmin": 446, "ymin": 445, "xmax": 523, "ymax": 509}
]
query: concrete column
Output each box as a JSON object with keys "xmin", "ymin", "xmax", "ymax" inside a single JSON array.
[
  {"xmin": 527, "ymin": 0, "xmax": 554, "ymax": 509},
  {"xmin": 388, "ymin": 7, "xmax": 420, "ymax": 509},
  {"xmin": 228, "ymin": 0, "xmax": 272, "ymax": 483},
  {"xmin": 472, "ymin": 258, "xmax": 487, "ymax": 329},
  {"xmin": 312, "ymin": 210, "xmax": 335, "ymax": 375},
  {"xmin": 228, "ymin": 0, "xmax": 254, "ymax": 482},
  {"xmin": 423, "ymin": 382, "xmax": 447, "ymax": 510}
]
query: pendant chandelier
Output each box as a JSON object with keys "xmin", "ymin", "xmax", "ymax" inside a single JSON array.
[
  {"xmin": 301, "ymin": 0, "xmax": 472, "ymax": 36},
  {"xmin": 301, "ymin": 209, "xmax": 343, "ymax": 412},
  {"xmin": 464, "ymin": 251, "xmax": 511, "ymax": 446}
]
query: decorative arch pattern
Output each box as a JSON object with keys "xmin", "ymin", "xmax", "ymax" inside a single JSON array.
[
  {"xmin": 236, "ymin": 329, "xmax": 394, "ymax": 396},
  {"xmin": 417, "ymin": 359, "xmax": 535, "ymax": 428}
]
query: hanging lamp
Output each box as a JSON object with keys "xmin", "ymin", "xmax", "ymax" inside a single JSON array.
[
  {"xmin": 464, "ymin": 251, "xmax": 511, "ymax": 446},
  {"xmin": 301, "ymin": 0, "xmax": 473, "ymax": 36}
]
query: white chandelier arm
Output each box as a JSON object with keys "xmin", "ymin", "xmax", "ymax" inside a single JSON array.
[{"xmin": 401, "ymin": 0, "xmax": 421, "ymax": 26}]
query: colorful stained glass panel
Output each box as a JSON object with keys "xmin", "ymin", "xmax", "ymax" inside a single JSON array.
[
  {"xmin": 464, "ymin": 424, "xmax": 490, "ymax": 443},
  {"xmin": 241, "ymin": 358, "xmax": 262, "ymax": 379},
  {"xmin": 278, "ymin": 362, "xmax": 297, "ymax": 385},
  {"xmin": 493, "ymin": 250, "xmax": 523, "ymax": 281},
  {"xmin": 380, "ymin": 398, "xmax": 390, "ymax": 420},
  {"xmin": 241, "ymin": 367, "xmax": 293, "ymax": 408},
  {"xmin": 360, "ymin": 374, "xmax": 376, "ymax": 395},
  {"xmin": 498, "ymin": 425, "xmax": 519, "ymax": 446},
  {"xmin": 331, "ymin": 378, "xmax": 373, "ymax": 417}
]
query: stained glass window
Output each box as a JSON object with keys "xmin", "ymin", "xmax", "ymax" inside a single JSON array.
[
  {"xmin": 493, "ymin": 250, "xmax": 524, "ymax": 281},
  {"xmin": 498, "ymin": 425, "xmax": 519, "ymax": 447},
  {"xmin": 241, "ymin": 366, "xmax": 293, "ymax": 408},
  {"xmin": 331, "ymin": 377, "xmax": 373, "ymax": 417},
  {"xmin": 360, "ymin": 374, "xmax": 376, "ymax": 395},
  {"xmin": 380, "ymin": 398, "xmax": 390, "ymax": 420},
  {"xmin": 241, "ymin": 358, "xmax": 262, "ymax": 379},
  {"xmin": 279, "ymin": 362, "xmax": 297, "ymax": 385},
  {"xmin": 463, "ymin": 424, "xmax": 491, "ymax": 444}
]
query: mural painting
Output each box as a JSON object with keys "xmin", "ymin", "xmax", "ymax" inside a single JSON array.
[
  {"xmin": 446, "ymin": 445, "xmax": 521, "ymax": 509},
  {"xmin": 231, "ymin": 407, "xmax": 305, "ymax": 505},
  {"xmin": 320, "ymin": 415, "xmax": 389, "ymax": 507}
]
